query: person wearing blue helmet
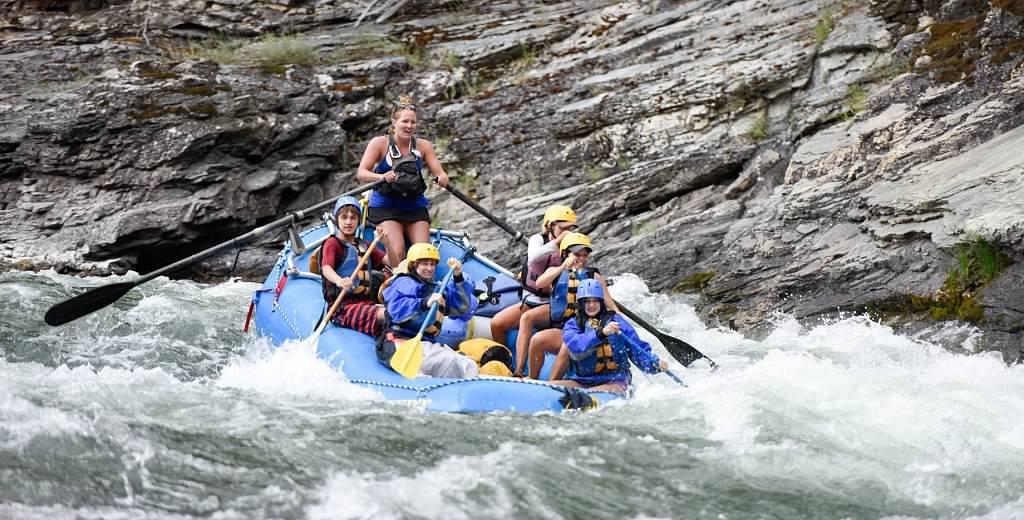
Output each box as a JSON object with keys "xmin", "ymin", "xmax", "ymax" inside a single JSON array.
[
  {"xmin": 320, "ymin": 196, "xmax": 390, "ymax": 336},
  {"xmin": 552, "ymin": 279, "xmax": 667, "ymax": 393}
]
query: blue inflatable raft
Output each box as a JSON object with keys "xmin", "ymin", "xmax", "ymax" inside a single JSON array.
[{"xmin": 250, "ymin": 224, "xmax": 624, "ymax": 413}]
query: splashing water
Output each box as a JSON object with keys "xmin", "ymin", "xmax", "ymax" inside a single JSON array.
[{"xmin": 1, "ymin": 270, "xmax": 1022, "ymax": 519}]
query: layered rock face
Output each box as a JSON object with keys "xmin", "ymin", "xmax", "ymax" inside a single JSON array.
[{"xmin": 1, "ymin": 0, "xmax": 1021, "ymax": 360}]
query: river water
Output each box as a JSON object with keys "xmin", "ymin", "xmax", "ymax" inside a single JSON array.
[{"xmin": 1, "ymin": 269, "xmax": 1022, "ymax": 520}]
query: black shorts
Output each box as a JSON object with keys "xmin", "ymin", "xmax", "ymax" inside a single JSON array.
[{"xmin": 367, "ymin": 206, "xmax": 430, "ymax": 225}]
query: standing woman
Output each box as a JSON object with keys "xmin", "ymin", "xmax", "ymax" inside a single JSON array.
[{"xmin": 356, "ymin": 95, "xmax": 450, "ymax": 267}]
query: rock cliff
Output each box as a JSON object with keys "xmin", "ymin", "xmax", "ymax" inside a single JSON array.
[{"xmin": 2, "ymin": 0, "xmax": 1021, "ymax": 360}]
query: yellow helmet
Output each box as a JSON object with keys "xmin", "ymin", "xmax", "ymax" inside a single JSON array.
[
  {"xmin": 559, "ymin": 232, "xmax": 592, "ymax": 253},
  {"xmin": 542, "ymin": 205, "xmax": 577, "ymax": 230},
  {"xmin": 480, "ymin": 360, "xmax": 513, "ymax": 377},
  {"xmin": 407, "ymin": 243, "xmax": 440, "ymax": 263}
]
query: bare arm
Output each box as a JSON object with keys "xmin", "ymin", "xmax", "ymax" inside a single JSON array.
[
  {"xmin": 322, "ymin": 264, "xmax": 350, "ymax": 290},
  {"xmin": 417, "ymin": 138, "xmax": 449, "ymax": 188},
  {"xmin": 356, "ymin": 136, "xmax": 390, "ymax": 183},
  {"xmin": 536, "ymin": 260, "xmax": 569, "ymax": 290}
]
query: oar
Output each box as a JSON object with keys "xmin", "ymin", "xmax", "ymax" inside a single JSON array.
[
  {"xmin": 309, "ymin": 235, "xmax": 382, "ymax": 345},
  {"xmin": 390, "ymin": 247, "xmax": 476, "ymax": 379},
  {"xmin": 664, "ymin": 370, "xmax": 687, "ymax": 386},
  {"xmin": 443, "ymin": 184, "xmax": 716, "ymax": 369},
  {"xmin": 615, "ymin": 305, "xmax": 717, "ymax": 369},
  {"xmin": 615, "ymin": 332, "xmax": 688, "ymax": 387},
  {"xmin": 44, "ymin": 180, "xmax": 384, "ymax": 327}
]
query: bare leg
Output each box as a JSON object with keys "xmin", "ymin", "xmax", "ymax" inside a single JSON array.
[
  {"xmin": 515, "ymin": 305, "xmax": 551, "ymax": 376},
  {"xmin": 547, "ymin": 344, "xmax": 571, "ymax": 381},
  {"xmin": 585, "ymin": 382, "xmax": 627, "ymax": 394},
  {"xmin": 405, "ymin": 220, "xmax": 430, "ymax": 244},
  {"xmin": 548, "ymin": 379, "xmax": 582, "ymax": 388},
  {"xmin": 528, "ymin": 328, "xmax": 562, "ymax": 380},
  {"xmin": 378, "ymin": 220, "xmax": 405, "ymax": 267},
  {"xmin": 490, "ymin": 304, "xmax": 524, "ymax": 348}
]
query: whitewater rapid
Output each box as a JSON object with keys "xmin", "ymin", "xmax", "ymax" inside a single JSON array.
[{"xmin": 1, "ymin": 270, "xmax": 1022, "ymax": 519}]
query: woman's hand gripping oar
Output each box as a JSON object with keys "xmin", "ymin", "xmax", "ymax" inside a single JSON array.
[{"xmin": 310, "ymin": 235, "xmax": 382, "ymax": 346}]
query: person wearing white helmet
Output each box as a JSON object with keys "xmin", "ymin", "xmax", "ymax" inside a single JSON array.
[
  {"xmin": 320, "ymin": 196, "xmax": 389, "ymax": 336},
  {"xmin": 490, "ymin": 205, "xmax": 579, "ymax": 377}
]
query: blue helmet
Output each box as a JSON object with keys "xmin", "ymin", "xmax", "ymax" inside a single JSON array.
[
  {"xmin": 576, "ymin": 279, "xmax": 603, "ymax": 301},
  {"xmin": 436, "ymin": 317, "xmax": 468, "ymax": 347},
  {"xmin": 334, "ymin": 196, "xmax": 362, "ymax": 218}
]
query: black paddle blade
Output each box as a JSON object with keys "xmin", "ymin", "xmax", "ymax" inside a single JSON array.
[
  {"xmin": 661, "ymin": 335, "xmax": 707, "ymax": 368},
  {"xmin": 44, "ymin": 281, "xmax": 136, "ymax": 326}
]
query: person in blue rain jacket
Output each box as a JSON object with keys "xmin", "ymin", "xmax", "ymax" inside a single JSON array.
[
  {"xmin": 553, "ymin": 279, "xmax": 667, "ymax": 393},
  {"xmin": 377, "ymin": 243, "xmax": 479, "ymax": 378}
]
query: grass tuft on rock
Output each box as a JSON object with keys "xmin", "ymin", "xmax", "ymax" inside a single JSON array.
[
  {"xmin": 252, "ymin": 34, "xmax": 319, "ymax": 70},
  {"xmin": 877, "ymin": 236, "xmax": 1009, "ymax": 323}
]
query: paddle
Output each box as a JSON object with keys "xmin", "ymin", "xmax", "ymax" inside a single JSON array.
[
  {"xmin": 390, "ymin": 247, "xmax": 476, "ymax": 379},
  {"xmin": 310, "ymin": 235, "xmax": 382, "ymax": 345},
  {"xmin": 443, "ymin": 184, "xmax": 717, "ymax": 369},
  {"xmin": 44, "ymin": 180, "xmax": 384, "ymax": 327},
  {"xmin": 615, "ymin": 331, "xmax": 687, "ymax": 387}
]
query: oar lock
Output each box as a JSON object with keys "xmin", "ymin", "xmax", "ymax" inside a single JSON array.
[
  {"xmin": 476, "ymin": 276, "xmax": 501, "ymax": 305},
  {"xmin": 322, "ymin": 211, "xmax": 337, "ymax": 236},
  {"xmin": 287, "ymin": 213, "xmax": 307, "ymax": 255}
]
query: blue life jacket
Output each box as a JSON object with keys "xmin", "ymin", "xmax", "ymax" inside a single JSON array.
[
  {"xmin": 384, "ymin": 274, "xmax": 445, "ymax": 339},
  {"xmin": 549, "ymin": 267, "xmax": 593, "ymax": 324},
  {"xmin": 571, "ymin": 313, "xmax": 632, "ymax": 385},
  {"xmin": 320, "ymin": 236, "xmax": 372, "ymax": 300}
]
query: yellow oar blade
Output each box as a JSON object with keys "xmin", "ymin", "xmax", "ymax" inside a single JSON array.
[{"xmin": 390, "ymin": 334, "xmax": 423, "ymax": 379}]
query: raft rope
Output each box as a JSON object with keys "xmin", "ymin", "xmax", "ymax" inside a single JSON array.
[{"xmin": 347, "ymin": 376, "xmax": 599, "ymax": 399}]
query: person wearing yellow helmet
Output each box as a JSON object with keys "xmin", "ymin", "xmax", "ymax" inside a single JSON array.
[
  {"xmin": 377, "ymin": 243, "xmax": 480, "ymax": 378},
  {"xmin": 489, "ymin": 205, "xmax": 579, "ymax": 377},
  {"xmin": 526, "ymin": 231, "xmax": 616, "ymax": 380}
]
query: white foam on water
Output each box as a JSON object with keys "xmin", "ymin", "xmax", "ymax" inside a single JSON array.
[
  {"xmin": 0, "ymin": 503, "xmax": 208, "ymax": 520},
  {"xmin": 0, "ymin": 362, "xmax": 89, "ymax": 448},
  {"xmin": 307, "ymin": 442, "xmax": 554, "ymax": 520},
  {"xmin": 215, "ymin": 339, "xmax": 382, "ymax": 402},
  {"xmin": 607, "ymin": 276, "xmax": 1024, "ymax": 516}
]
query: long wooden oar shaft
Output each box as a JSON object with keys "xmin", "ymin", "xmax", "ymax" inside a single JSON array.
[{"xmin": 45, "ymin": 180, "xmax": 384, "ymax": 327}]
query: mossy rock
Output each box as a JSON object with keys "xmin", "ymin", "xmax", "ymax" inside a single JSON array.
[
  {"xmin": 13, "ymin": 258, "xmax": 36, "ymax": 271},
  {"xmin": 878, "ymin": 237, "xmax": 1009, "ymax": 323},
  {"xmin": 672, "ymin": 271, "xmax": 715, "ymax": 293}
]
